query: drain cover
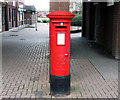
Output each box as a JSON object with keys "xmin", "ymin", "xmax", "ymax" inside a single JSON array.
[
  {"xmin": 9, "ymin": 35, "xmax": 18, "ymax": 36},
  {"xmin": 30, "ymin": 77, "xmax": 39, "ymax": 82},
  {"xmin": 20, "ymin": 39, "xmax": 25, "ymax": 40}
]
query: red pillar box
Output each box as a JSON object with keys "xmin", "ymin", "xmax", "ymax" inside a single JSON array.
[{"xmin": 47, "ymin": 11, "xmax": 75, "ymax": 96}]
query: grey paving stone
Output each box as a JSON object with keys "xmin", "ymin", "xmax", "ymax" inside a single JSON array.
[{"xmin": 1, "ymin": 23, "xmax": 118, "ymax": 99}]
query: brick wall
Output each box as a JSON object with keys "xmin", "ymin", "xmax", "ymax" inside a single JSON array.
[
  {"xmin": 82, "ymin": 2, "xmax": 86, "ymax": 37},
  {"xmin": 119, "ymin": 3, "xmax": 120, "ymax": 59},
  {"xmin": 94, "ymin": 3, "xmax": 114, "ymax": 52},
  {"xmin": 24, "ymin": 13, "xmax": 31, "ymax": 19},
  {"xmin": 5, "ymin": 3, "xmax": 9, "ymax": 31},
  {"xmin": 83, "ymin": 2, "xmax": 120, "ymax": 59},
  {"xmin": 112, "ymin": 2, "xmax": 120, "ymax": 59},
  {"xmin": 50, "ymin": 2, "xmax": 70, "ymax": 12},
  {"xmin": 95, "ymin": 3, "xmax": 104, "ymax": 45},
  {"xmin": 103, "ymin": 5, "xmax": 114, "ymax": 52},
  {"xmin": 82, "ymin": 2, "xmax": 91, "ymax": 39},
  {"xmin": 2, "ymin": 25, "xmax": 5, "ymax": 32},
  {"xmin": 97, "ymin": 2, "xmax": 120, "ymax": 59},
  {"xmin": 1, "ymin": 1, "xmax": 24, "ymax": 30},
  {"xmin": 24, "ymin": 12, "xmax": 36, "ymax": 25},
  {"xmin": 0, "ymin": 5, "xmax": 2, "ymax": 32},
  {"xmin": 15, "ymin": 8, "xmax": 17, "ymax": 27},
  {"xmin": 24, "ymin": 12, "xmax": 31, "ymax": 25}
]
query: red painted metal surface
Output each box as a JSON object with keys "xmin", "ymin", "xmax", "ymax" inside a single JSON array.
[
  {"xmin": 11, "ymin": 9, "xmax": 12, "ymax": 20},
  {"xmin": 47, "ymin": 11, "xmax": 75, "ymax": 76}
]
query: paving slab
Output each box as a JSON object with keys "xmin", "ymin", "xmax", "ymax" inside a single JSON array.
[
  {"xmin": 1, "ymin": 23, "xmax": 118, "ymax": 99},
  {"xmin": 71, "ymin": 34, "xmax": 118, "ymax": 80}
]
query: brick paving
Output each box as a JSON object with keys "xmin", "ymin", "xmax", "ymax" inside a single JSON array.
[{"xmin": 1, "ymin": 23, "xmax": 118, "ymax": 99}]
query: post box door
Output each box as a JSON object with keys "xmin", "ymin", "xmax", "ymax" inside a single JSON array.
[{"xmin": 50, "ymin": 23, "xmax": 70, "ymax": 76}]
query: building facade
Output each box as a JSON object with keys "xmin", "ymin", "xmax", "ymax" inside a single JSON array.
[
  {"xmin": 49, "ymin": 0, "xmax": 82, "ymax": 13},
  {"xmin": 24, "ymin": 5, "xmax": 36, "ymax": 25},
  {"xmin": 0, "ymin": 0, "xmax": 25, "ymax": 32},
  {"xmin": 2, "ymin": 2, "xmax": 6, "ymax": 31},
  {"xmin": 5, "ymin": 0, "xmax": 16, "ymax": 31},
  {"xmin": 49, "ymin": 0, "xmax": 70, "ymax": 12},
  {"xmin": 0, "ymin": 2, "xmax": 2, "ymax": 32},
  {"xmin": 69, "ymin": 0, "xmax": 82, "ymax": 13},
  {"xmin": 16, "ymin": 0, "xmax": 25, "ymax": 27},
  {"xmin": 82, "ymin": 2, "xmax": 120, "ymax": 59}
]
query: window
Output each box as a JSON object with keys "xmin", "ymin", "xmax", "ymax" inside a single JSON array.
[{"xmin": 2, "ymin": 7, "xmax": 5, "ymax": 25}]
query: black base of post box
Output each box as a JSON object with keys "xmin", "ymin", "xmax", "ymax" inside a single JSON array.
[{"xmin": 50, "ymin": 74, "xmax": 70, "ymax": 96}]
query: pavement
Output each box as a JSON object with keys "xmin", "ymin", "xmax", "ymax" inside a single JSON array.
[
  {"xmin": 71, "ymin": 34, "xmax": 118, "ymax": 80},
  {"xmin": 0, "ymin": 23, "xmax": 118, "ymax": 99}
]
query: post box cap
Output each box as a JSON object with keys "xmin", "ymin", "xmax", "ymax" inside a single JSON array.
[{"xmin": 47, "ymin": 11, "xmax": 75, "ymax": 19}]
